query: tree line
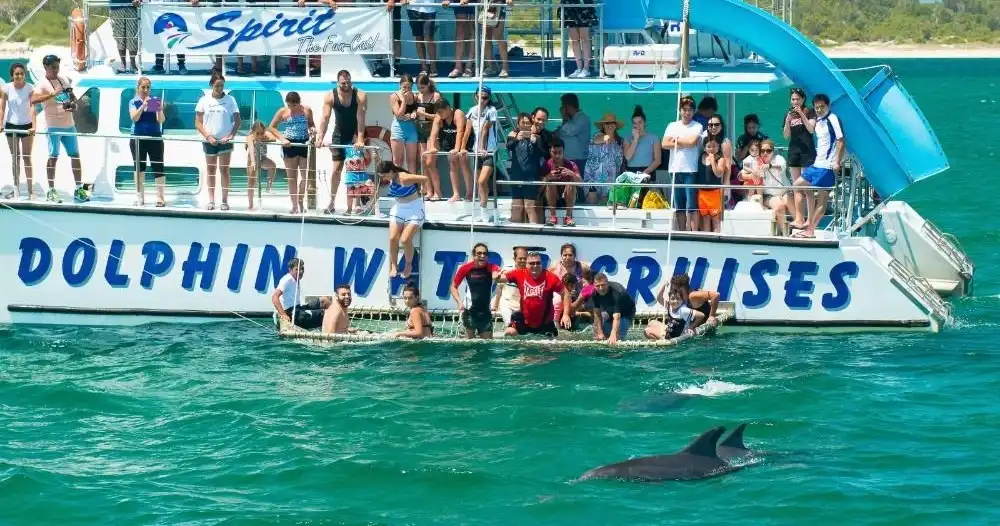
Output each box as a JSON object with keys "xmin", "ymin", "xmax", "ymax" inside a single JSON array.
[{"xmin": 2, "ymin": 0, "xmax": 998, "ymax": 47}]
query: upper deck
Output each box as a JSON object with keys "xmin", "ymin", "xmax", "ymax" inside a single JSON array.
[{"xmin": 65, "ymin": 0, "xmax": 790, "ymax": 95}]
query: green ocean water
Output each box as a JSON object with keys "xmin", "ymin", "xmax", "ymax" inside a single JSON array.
[{"xmin": 2, "ymin": 58, "xmax": 1000, "ymax": 524}]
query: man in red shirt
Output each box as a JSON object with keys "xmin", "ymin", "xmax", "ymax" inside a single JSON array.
[
  {"xmin": 497, "ymin": 251, "xmax": 572, "ymax": 337},
  {"xmin": 450, "ymin": 242, "xmax": 502, "ymax": 339}
]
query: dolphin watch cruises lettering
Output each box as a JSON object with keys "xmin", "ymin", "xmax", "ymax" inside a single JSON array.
[{"xmin": 15, "ymin": 237, "xmax": 860, "ymax": 311}]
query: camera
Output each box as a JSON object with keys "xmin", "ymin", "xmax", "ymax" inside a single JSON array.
[{"xmin": 61, "ymin": 87, "xmax": 77, "ymax": 111}]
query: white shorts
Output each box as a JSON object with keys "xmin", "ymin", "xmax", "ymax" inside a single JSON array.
[
  {"xmin": 390, "ymin": 198, "xmax": 425, "ymax": 226},
  {"xmin": 500, "ymin": 304, "xmax": 517, "ymax": 326}
]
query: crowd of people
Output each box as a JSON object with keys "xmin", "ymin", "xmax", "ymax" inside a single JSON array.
[
  {"xmin": 275, "ymin": 242, "xmax": 722, "ymax": 344},
  {"xmin": 0, "ymin": 55, "xmax": 843, "ymax": 241}
]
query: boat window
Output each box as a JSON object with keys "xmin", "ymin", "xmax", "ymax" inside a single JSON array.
[
  {"xmin": 118, "ymin": 88, "xmax": 204, "ymax": 134},
  {"xmin": 72, "ymin": 88, "xmax": 100, "ymax": 134},
  {"xmin": 118, "ymin": 89, "xmax": 283, "ymax": 135},
  {"xmin": 229, "ymin": 90, "xmax": 283, "ymax": 134},
  {"xmin": 114, "ymin": 164, "xmax": 289, "ymax": 193}
]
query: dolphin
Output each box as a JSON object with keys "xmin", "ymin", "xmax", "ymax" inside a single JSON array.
[
  {"xmin": 716, "ymin": 423, "xmax": 753, "ymax": 463},
  {"xmin": 577, "ymin": 426, "xmax": 742, "ymax": 483}
]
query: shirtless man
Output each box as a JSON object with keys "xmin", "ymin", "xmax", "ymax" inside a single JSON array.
[
  {"xmin": 316, "ymin": 70, "xmax": 368, "ymax": 214},
  {"xmin": 322, "ymin": 284, "xmax": 356, "ymax": 334}
]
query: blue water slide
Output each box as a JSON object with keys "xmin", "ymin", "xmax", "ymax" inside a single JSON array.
[{"xmin": 647, "ymin": 0, "xmax": 948, "ymax": 197}]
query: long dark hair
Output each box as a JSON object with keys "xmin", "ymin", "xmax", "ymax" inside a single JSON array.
[
  {"xmin": 376, "ymin": 160, "xmax": 406, "ymax": 178},
  {"xmin": 705, "ymin": 114, "xmax": 727, "ymax": 144}
]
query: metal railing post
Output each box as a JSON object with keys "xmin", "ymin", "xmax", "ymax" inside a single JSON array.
[
  {"xmin": 597, "ymin": 3, "xmax": 604, "ymax": 78},
  {"xmin": 559, "ymin": 5, "xmax": 566, "ymax": 78}
]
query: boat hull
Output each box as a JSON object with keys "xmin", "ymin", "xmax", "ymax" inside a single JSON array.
[{"xmin": 0, "ymin": 204, "xmax": 938, "ymax": 330}]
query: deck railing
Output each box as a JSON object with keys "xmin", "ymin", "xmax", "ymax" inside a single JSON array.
[
  {"xmin": 2, "ymin": 127, "xmax": 847, "ymax": 238},
  {"xmin": 74, "ymin": 1, "xmax": 615, "ymax": 80}
]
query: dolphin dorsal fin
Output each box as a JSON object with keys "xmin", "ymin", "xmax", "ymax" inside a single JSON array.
[
  {"xmin": 720, "ymin": 423, "xmax": 748, "ymax": 450},
  {"xmin": 682, "ymin": 426, "xmax": 726, "ymax": 457}
]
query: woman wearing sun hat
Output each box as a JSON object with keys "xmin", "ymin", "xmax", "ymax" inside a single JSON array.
[{"xmin": 582, "ymin": 112, "xmax": 626, "ymax": 204}]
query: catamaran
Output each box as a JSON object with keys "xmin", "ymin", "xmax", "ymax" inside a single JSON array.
[{"xmin": 0, "ymin": 0, "xmax": 974, "ymax": 335}]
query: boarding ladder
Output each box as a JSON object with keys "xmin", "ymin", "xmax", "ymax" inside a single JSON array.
[
  {"xmin": 920, "ymin": 220, "xmax": 975, "ymax": 284},
  {"xmin": 887, "ymin": 259, "xmax": 953, "ymax": 324}
]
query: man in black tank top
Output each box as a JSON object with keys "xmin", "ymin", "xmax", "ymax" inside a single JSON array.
[{"xmin": 317, "ymin": 70, "xmax": 368, "ymax": 214}]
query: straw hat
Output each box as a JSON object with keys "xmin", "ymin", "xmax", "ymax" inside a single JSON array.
[{"xmin": 595, "ymin": 112, "xmax": 625, "ymax": 130}]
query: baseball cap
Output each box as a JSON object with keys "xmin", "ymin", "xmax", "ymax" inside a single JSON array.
[
  {"xmin": 42, "ymin": 55, "xmax": 61, "ymax": 67},
  {"xmin": 479, "ymin": 85, "xmax": 492, "ymax": 96}
]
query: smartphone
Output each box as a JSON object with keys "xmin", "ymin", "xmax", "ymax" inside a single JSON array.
[{"xmin": 147, "ymin": 97, "xmax": 162, "ymax": 112}]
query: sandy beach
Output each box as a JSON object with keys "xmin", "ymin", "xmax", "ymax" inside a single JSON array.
[{"xmin": 820, "ymin": 42, "xmax": 1000, "ymax": 59}]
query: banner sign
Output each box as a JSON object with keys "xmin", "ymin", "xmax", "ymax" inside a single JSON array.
[{"xmin": 140, "ymin": 5, "xmax": 391, "ymax": 56}]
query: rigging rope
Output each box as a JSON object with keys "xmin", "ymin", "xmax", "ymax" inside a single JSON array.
[{"xmin": 661, "ymin": 0, "xmax": 690, "ymax": 325}]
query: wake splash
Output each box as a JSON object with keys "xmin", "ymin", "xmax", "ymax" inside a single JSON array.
[{"xmin": 675, "ymin": 380, "xmax": 756, "ymax": 397}]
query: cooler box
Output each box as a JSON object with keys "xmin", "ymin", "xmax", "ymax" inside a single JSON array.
[{"xmin": 603, "ymin": 44, "xmax": 681, "ymax": 79}]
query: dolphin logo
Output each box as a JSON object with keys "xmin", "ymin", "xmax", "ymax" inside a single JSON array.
[{"xmin": 153, "ymin": 13, "xmax": 192, "ymax": 49}]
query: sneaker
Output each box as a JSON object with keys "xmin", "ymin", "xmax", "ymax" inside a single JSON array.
[
  {"xmin": 0, "ymin": 185, "xmax": 15, "ymax": 199},
  {"xmin": 568, "ymin": 69, "xmax": 582, "ymax": 79},
  {"xmin": 46, "ymin": 188, "xmax": 62, "ymax": 203},
  {"xmin": 177, "ymin": 64, "xmax": 188, "ymax": 75},
  {"xmin": 577, "ymin": 69, "xmax": 592, "ymax": 78},
  {"xmin": 73, "ymin": 186, "xmax": 90, "ymax": 203}
]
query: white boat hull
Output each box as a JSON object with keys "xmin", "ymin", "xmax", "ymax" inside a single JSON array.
[{"xmin": 0, "ymin": 204, "xmax": 943, "ymax": 330}]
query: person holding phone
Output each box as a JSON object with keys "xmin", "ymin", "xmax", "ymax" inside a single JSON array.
[
  {"xmin": 782, "ymin": 88, "xmax": 816, "ymax": 229},
  {"xmin": 129, "ymin": 76, "xmax": 166, "ymax": 207},
  {"xmin": 506, "ymin": 112, "xmax": 544, "ymax": 223},
  {"xmin": 541, "ymin": 137, "xmax": 581, "ymax": 227}
]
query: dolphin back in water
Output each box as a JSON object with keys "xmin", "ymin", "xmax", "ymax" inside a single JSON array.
[{"xmin": 577, "ymin": 426, "xmax": 741, "ymax": 483}]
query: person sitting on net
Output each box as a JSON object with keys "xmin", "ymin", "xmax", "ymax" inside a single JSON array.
[{"xmin": 396, "ymin": 282, "xmax": 434, "ymax": 339}]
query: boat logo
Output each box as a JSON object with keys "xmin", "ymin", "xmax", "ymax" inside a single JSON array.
[{"xmin": 153, "ymin": 13, "xmax": 192, "ymax": 49}]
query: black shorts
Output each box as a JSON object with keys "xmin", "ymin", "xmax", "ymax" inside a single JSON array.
[
  {"xmin": 284, "ymin": 298, "xmax": 325, "ymax": 330},
  {"xmin": 282, "ymin": 139, "xmax": 309, "ymax": 159},
  {"xmin": 462, "ymin": 309, "xmax": 494, "ymax": 334},
  {"xmin": 475, "ymin": 155, "xmax": 495, "ymax": 171},
  {"xmin": 4, "ymin": 122, "xmax": 31, "ymax": 138},
  {"xmin": 509, "ymin": 182, "xmax": 538, "ymax": 201},
  {"xmin": 787, "ymin": 149, "xmax": 815, "ymax": 169},
  {"xmin": 407, "ymin": 10, "xmax": 437, "ymax": 38},
  {"xmin": 131, "ymin": 137, "xmax": 165, "ymax": 177},
  {"xmin": 331, "ymin": 129, "xmax": 357, "ymax": 161},
  {"xmin": 510, "ymin": 312, "xmax": 558, "ymax": 337}
]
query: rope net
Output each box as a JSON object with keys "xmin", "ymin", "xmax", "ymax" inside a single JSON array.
[{"xmin": 276, "ymin": 304, "xmax": 734, "ymax": 348}]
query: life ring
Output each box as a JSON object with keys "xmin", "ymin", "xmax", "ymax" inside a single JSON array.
[
  {"xmin": 364, "ymin": 125, "xmax": 392, "ymax": 164},
  {"xmin": 69, "ymin": 8, "xmax": 87, "ymax": 72},
  {"xmin": 364, "ymin": 125, "xmax": 391, "ymax": 144}
]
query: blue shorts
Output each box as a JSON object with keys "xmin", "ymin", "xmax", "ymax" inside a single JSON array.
[
  {"xmin": 670, "ymin": 172, "xmax": 698, "ymax": 214},
  {"xmin": 601, "ymin": 313, "xmax": 631, "ymax": 340},
  {"xmin": 47, "ymin": 127, "xmax": 80, "ymax": 158},
  {"xmin": 802, "ymin": 166, "xmax": 836, "ymax": 188},
  {"xmin": 203, "ymin": 142, "xmax": 234, "ymax": 156},
  {"xmin": 391, "ymin": 119, "xmax": 418, "ymax": 144}
]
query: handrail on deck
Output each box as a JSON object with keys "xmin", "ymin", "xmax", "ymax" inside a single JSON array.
[{"xmin": 70, "ymin": 0, "xmax": 628, "ymax": 81}]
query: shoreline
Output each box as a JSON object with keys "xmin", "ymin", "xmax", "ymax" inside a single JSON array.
[{"xmin": 820, "ymin": 43, "xmax": 1000, "ymax": 59}]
